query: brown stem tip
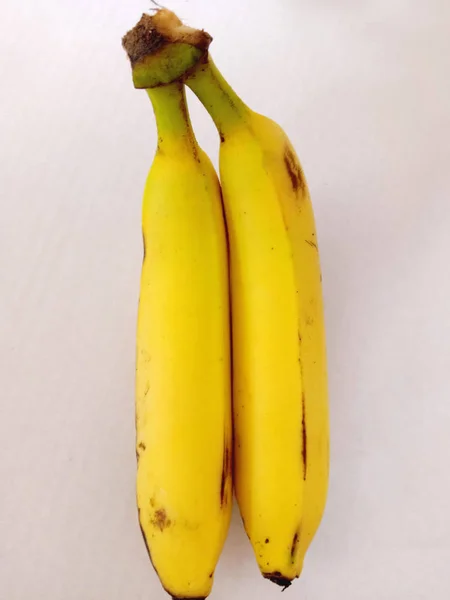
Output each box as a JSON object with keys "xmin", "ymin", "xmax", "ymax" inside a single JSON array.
[
  {"xmin": 263, "ymin": 571, "xmax": 293, "ymax": 591},
  {"xmin": 122, "ymin": 9, "xmax": 212, "ymax": 66}
]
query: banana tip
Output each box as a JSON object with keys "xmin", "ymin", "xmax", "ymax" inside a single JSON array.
[
  {"xmin": 171, "ymin": 597, "xmax": 206, "ymax": 600},
  {"xmin": 263, "ymin": 571, "xmax": 293, "ymax": 591}
]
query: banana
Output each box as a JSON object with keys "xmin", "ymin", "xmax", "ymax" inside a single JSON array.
[
  {"xmin": 122, "ymin": 33, "xmax": 232, "ymax": 599},
  {"xmin": 186, "ymin": 60, "xmax": 329, "ymax": 588},
  {"xmin": 123, "ymin": 8, "xmax": 329, "ymax": 591}
]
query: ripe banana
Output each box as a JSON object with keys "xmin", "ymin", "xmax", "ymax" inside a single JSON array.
[
  {"xmin": 186, "ymin": 60, "xmax": 330, "ymax": 587},
  {"xmin": 121, "ymin": 46, "xmax": 232, "ymax": 599}
]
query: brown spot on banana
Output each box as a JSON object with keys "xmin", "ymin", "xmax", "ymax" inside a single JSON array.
[
  {"xmin": 151, "ymin": 508, "xmax": 171, "ymax": 531},
  {"xmin": 136, "ymin": 441, "xmax": 146, "ymax": 462},
  {"xmin": 142, "ymin": 231, "xmax": 147, "ymax": 262},
  {"xmin": 284, "ymin": 145, "xmax": 305, "ymax": 194},
  {"xmin": 305, "ymin": 239, "xmax": 318, "ymax": 250},
  {"xmin": 290, "ymin": 527, "xmax": 301, "ymax": 563},
  {"xmin": 302, "ymin": 393, "xmax": 307, "ymax": 480},
  {"xmin": 220, "ymin": 442, "xmax": 232, "ymax": 507}
]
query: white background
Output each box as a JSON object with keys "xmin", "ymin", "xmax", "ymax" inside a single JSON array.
[{"xmin": 1, "ymin": 0, "xmax": 450, "ymax": 598}]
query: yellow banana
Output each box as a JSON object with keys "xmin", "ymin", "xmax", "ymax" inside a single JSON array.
[
  {"xmin": 186, "ymin": 60, "xmax": 329, "ymax": 588},
  {"xmin": 122, "ymin": 33, "xmax": 232, "ymax": 598},
  {"xmin": 123, "ymin": 8, "xmax": 329, "ymax": 591}
]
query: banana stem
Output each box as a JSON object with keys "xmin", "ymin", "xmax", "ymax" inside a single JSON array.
[
  {"xmin": 147, "ymin": 82, "xmax": 198, "ymax": 153},
  {"xmin": 186, "ymin": 57, "xmax": 251, "ymax": 137}
]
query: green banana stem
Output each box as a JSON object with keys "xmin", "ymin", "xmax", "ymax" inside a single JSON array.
[
  {"xmin": 122, "ymin": 8, "xmax": 250, "ymax": 136},
  {"xmin": 186, "ymin": 57, "xmax": 251, "ymax": 137},
  {"xmin": 147, "ymin": 83, "xmax": 198, "ymax": 153},
  {"xmin": 122, "ymin": 11, "xmax": 211, "ymax": 89}
]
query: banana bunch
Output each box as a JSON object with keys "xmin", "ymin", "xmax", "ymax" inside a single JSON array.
[{"xmin": 123, "ymin": 8, "xmax": 329, "ymax": 599}]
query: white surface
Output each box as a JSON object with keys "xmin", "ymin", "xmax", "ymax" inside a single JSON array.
[{"xmin": 1, "ymin": 0, "xmax": 450, "ymax": 598}]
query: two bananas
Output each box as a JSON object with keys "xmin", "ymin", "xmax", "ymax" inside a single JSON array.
[{"xmin": 123, "ymin": 9, "xmax": 329, "ymax": 599}]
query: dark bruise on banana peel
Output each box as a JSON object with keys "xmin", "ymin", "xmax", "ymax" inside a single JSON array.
[
  {"xmin": 290, "ymin": 527, "xmax": 301, "ymax": 563},
  {"xmin": 263, "ymin": 571, "xmax": 294, "ymax": 591},
  {"xmin": 122, "ymin": 10, "xmax": 212, "ymax": 89},
  {"xmin": 302, "ymin": 392, "xmax": 307, "ymax": 480},
  {"xmin": 220, "ymin": 442, "xmax": 232, "ymax": 507},
  {"xmin": 284, "ymin": 144, "xmax": 306, "ymax": 194}
]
